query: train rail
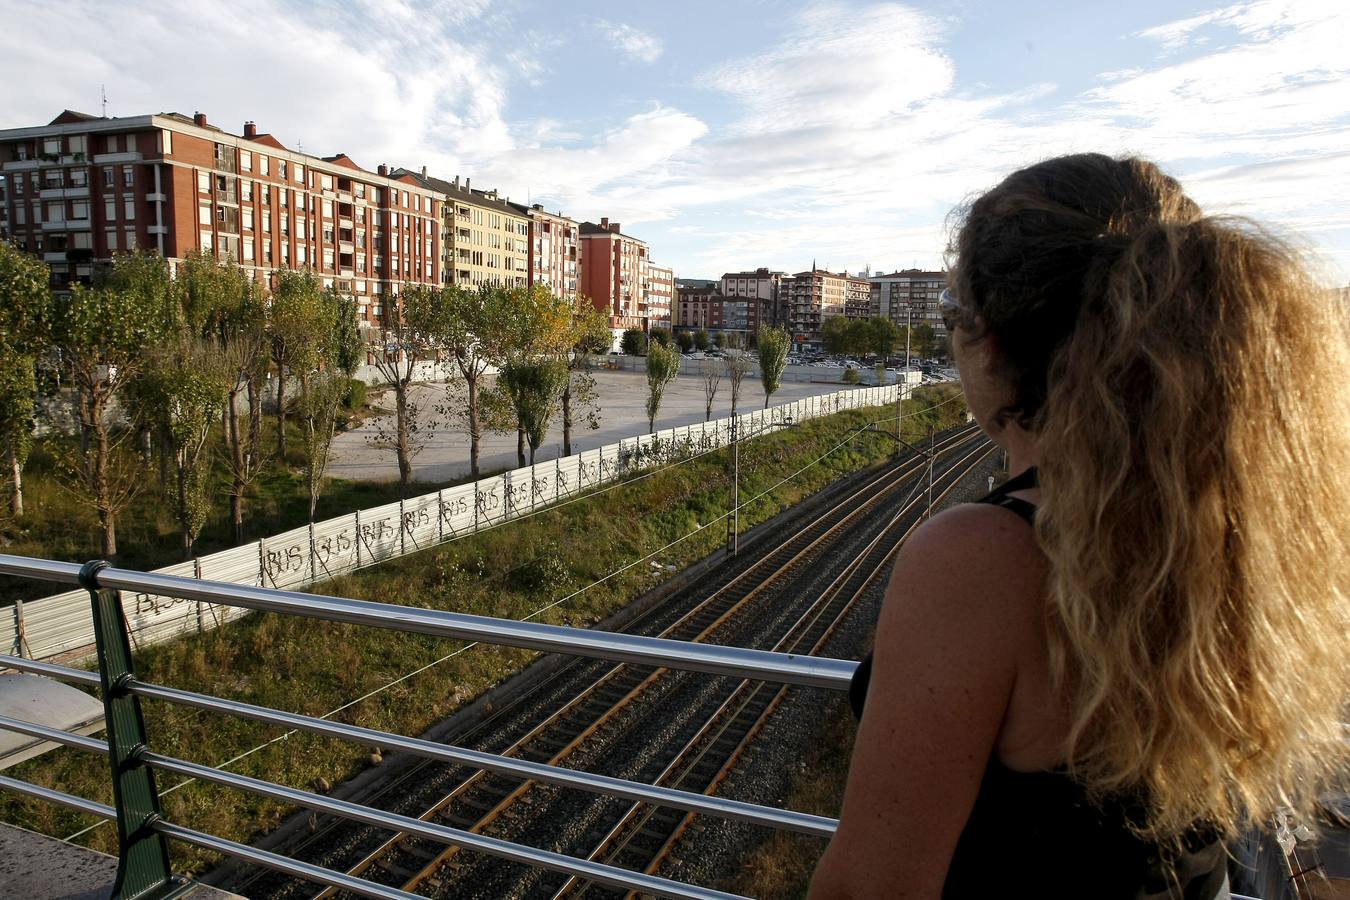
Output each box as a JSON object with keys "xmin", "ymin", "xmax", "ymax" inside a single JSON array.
[{"xmin": 241, "ymin": 426, "xmax": 991, "ymax": 899}]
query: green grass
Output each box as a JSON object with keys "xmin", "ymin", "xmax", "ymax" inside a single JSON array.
[{"xmin": 0, "ymin": 386, "xmax": 966, "ymax": 875}]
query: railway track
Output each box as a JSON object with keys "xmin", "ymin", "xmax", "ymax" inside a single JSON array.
[{"xmin": 233, "ymin": 423, "xmax": 990, "ymax": 899}]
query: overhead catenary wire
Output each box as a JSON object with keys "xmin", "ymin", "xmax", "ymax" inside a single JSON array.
[{"xmin": 61, "ymin": 394, "xmax": 962, "ymax": 842}]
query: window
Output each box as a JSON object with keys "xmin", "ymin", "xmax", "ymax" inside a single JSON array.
[
  {"xmin": 261, "ymin": 185, "xmax": 270, "ymax": 204},
  {"xmin": 280, "ymin": 189, "xmax": 288, "ymax": 208},
  {"xmin": 277, "ymin": 160, "xmax": 287, "ymax": 180},
  {"xmin": 280, "ymin": 214, "xmax": 289, "ymax": 235},
  {"xmin": 294, "ymin": 164, "xmax": 304, "ymax": 184},
  {"xmin": 323, "ymin": 199, "xmax": 333, "ymax": 217},
  {"xmin": 200, "ymin": 231, "xmax": 213, "ymax": 252},
  {"xmin": 320, "ymin": 174, "xmax": 333, "ymax": 191},
  {"xmin": 198, "ymin": 171, "xmax": 209, "ymax": 192},
  {"xmin": 105, "ymin": 229, "xmax": 116, "ymax": 251},
  {"xmin": 242, "ymin": 180, "xmax": 253, "ymax": 202},
  {"xmin": 161, "ymin": 130, "xmax": 172, "ymax": 155},
  {"xmin": 258, "ymin": 155, "xmax": 269, "ymax": 176},
  {"xmin": 216, "ymin": 207, "xmax": 226, "ymax": 223},
  {"xmin": 43, "ymin": 137, "xmax": 60, "ymax": 156},
  {"xmin": 125, "ymin": 229, "xmax": 136, "ymax": 250},
  {"xmin": 323, "ymin": 249, "xmax": 335, "ymax": 267},
  {"xmin": 356, "ymin": 207, "xmax": 366, "ymax": 224},
  {"xmin": 414, "ymin": 195, "xmax": 420, "ymax": 212},
  {"xmin": 46, "ymin": 202, "xmax": 64, "ymax": 223},
  {"xmin": 262, "ymin": 212, "xmax": 271, "ymax": 232},
  {"xmin": 73, "ymin": 232, "xmax": 92, "ymax": 250},
  {"xmin": 216, "ymin": 175, "xmax": 228, "ymax": 193},
  {"xmin": 199, "ymin": 205, "xmax": 211, "ymax": 225},
  {"xmin": 243, "ymin": 208, "xmax": 253, "ymax": 230},
  {"xmin": 122, "ymin": 167, "xmax": 133, "ymax": 188},
  {"xmin": 264, "ymin": 242, "xmax": 272, "ymax": 264},
  {"xmin": 243, "ymin": 240, "xmax": 255, "ymax": 262},
  {"xmin": 105, "ymin": 199, "xmax": 116, "ymax": 221},
  {"xmin": 280, "ymin": 242, "xmax": 289, "ymax": 261},
  {"xmin": 296, "ymin": 245, "xmax": 306, "ymax": 264},
  {"xmin": 240, "ymin": 151, "xmax": 252, "ymax": 172},
  {"xmin": 71, "ymin": 169, "xmax": 87, "ymax": 187},
  {"xmin": 296, "ymin": 218, "xmax": 306, "ymax": 240},
  {"xmin": 123, "ymin": 199, "xmax": 135, "ymax": 220}
]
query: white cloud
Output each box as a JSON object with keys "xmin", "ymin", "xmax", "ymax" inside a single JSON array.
[{"xmin": 596, "ymin": 20, "xmax": 664, "ymax": 64}]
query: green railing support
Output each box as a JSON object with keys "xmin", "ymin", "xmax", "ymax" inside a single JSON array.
[{"xmin": 82, "ymin": 560, "xmax": 191, "ymax": 900}]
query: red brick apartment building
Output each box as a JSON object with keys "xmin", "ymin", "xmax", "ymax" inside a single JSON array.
[
  {"xmin": 719, "ymin": 267, "xmax": 787, "ymax": 331},
  {"xmin": 509, "ymin": 202, "xmax": 581, "ymax": 300},
  {"xmin": 579, "ymin": 217, "xmax": 675, "ymax": 338},
  {"xmin": 784, "ymin": 267, "xmax": 851, "ymax": 351},
  {"xmin": 0, "ymin": 110, "xmax": 442, "ymax": 325}
]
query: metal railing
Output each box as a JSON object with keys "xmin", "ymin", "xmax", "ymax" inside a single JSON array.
[{"xmin": 0, "ymin": 553, "xmax": 854, "ymax": 899}]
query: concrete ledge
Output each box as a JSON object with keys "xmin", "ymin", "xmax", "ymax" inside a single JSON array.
[{"xmin": 0, "ymin": 823, "xmax": 241, "ymax": 899}]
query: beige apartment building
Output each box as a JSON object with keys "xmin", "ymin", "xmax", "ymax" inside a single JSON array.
[
  {"xmin": 0, "ymin": 110, "xmax": 443, "ymax": 324},
  {"xmin": 647, "ymin": 263, "xmax": 673, "ymax": 330},
  {"xmin": 845, "ymin": 275, "xmax": 871, "ymax": 319},
  {"xmin": 784, "ymin": 267, "xmax": 850, "ymax": 352},
  {"xmin": 395, "ymin": 170, "xmax": 528, "ymax": 290}
]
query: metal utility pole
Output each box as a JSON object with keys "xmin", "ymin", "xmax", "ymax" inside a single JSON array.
[
  {"xmin": 927, "ymin": 426, "xmax": 935, "ymax": 518},
  {"xmin": 727, "ymin": 414, "xmax": 740, "ymax": 557}
]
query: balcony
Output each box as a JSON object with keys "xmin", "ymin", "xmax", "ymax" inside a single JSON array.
[
  {"xmin": 339, "ymin": 241, "xmax": 354, "ymax": 254},
  {"xmin": 42, "ymin": 251, "xmax": 66, "ymax": 263},
  {"xmin": 145, "ymin": 192, "xmax": 166, "ymax": 203},
  {"xmin": 2, "ymin": 159, "xmax": 41, "ymax": 172},
  {"xmin": 148, "ymin": 224, "xmax": 168, "ymax": 235},
  {"xmin": 39, "ymin": 185, "xmax": 89, "ymax": 200},
  {"xmin": 91, "ymin": 151, "xmax": 143, "ymax": 164}
]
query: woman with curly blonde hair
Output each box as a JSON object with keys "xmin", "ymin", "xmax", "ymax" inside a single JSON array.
[{"xmin": 810, "ymin": 154, "xmax": 1350, "ymax": 899}]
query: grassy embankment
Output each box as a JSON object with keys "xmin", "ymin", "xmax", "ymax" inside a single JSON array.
[{"xmin": 0, "ymin": 386, "xmax": 966, "ymax": 876}]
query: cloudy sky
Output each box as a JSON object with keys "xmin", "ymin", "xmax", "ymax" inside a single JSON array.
[{"xmin": 3, "ymin": 0, "xmax": 1348, "ymax": 281}]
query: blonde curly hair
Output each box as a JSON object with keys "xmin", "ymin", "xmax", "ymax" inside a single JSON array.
[{"xmin": 948, "ymin": 153, "xmax": 1350, "ymax": 846}]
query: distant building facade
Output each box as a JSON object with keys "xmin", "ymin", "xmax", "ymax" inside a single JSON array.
[
  {"xmin": 845, "ymin": 275, "xmax": 872, "ymax": 320},
  {"xmin": 579, "ymin": 217, "xmax": 674, "ymax": 338},
  {"xmin": 869, "ymin": 268, "xmax": 947, "ymax": 338},
  {"xmin": 784, "ymin": 267, "xmax": 850, "ymax": 352},
  {"xmin": 647, "ymin": 263, "xmax": 674, "ymax": 330},
  {"xmin": 0, "ymin": 110, "xmax": 443, "ymax": 325},
  {"xmin": 719, "ymin": 267, "xmax": 786, "ymax": 331},
  {"xmin": 515, "ymin": 203, "xmax": 581, "ymax": 300}
]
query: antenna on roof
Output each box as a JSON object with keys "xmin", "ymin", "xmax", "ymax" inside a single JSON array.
[{"xmin": 101, "ymin": 84, "xmax": 108, "ymax": 117}]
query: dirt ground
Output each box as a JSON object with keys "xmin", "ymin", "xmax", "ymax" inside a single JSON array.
[{"xmin": 327, "ymin": 368, "xmax": 857, "ymax": 483}]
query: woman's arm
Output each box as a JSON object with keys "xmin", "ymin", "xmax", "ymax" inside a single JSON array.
[{"xmin": 808, "ymin": 503, "xmax": 1043, "ymax": 899}]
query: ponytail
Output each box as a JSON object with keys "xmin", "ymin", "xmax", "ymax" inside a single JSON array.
[{"xmin": 951, "ymin": 154, "xmax": 1350, "ymax": 845}]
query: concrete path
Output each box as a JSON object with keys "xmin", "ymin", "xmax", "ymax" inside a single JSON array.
[{"xmin": 327, "ymin": 367, "xmax": 857, "ymax": 484}]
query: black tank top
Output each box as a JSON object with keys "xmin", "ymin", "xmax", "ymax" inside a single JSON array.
[{"xmin": 848, "ymin": 468, "xmax": 1231, "ymax": 899}]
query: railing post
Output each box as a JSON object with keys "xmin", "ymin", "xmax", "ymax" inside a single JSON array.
[{"xmin": 81, "ymin": 560, "xmax": 190, "ymax": 900}]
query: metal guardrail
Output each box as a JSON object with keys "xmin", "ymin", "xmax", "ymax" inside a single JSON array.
[{"xmin": 0, "ymin": 553, "xmax": 856, "ymax": 899}]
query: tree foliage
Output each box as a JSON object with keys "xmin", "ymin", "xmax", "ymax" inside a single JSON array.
[
  {"xmin": 644, "ymin": 341, "xmax": 681, "ymax": 434},
  {"xmin": 0, "ymin": 241, "xmax": 51, "ymax": 517},
  {"xmin": 675, "ymin": 330, "xmax": 695, "ymax": 353},
  {"xmin": 498, "ymin": 357, "xmax": 569, "ymax": 464},
  {"xmin": 649, "ymin": 327, "xmax": 672, "ymax": 348},
  {"xmin": 757, "ymin": 325, "xmax": 791, "ymax": 410},
  {"xmin": 621, "ymin": 327, "xmax": 647, "ymax": 357},
  {"xmin": 560, "ymin": 296, "xmax": 610, "ymax": 456},
  {"xmin": 49, "ymin": 253, "xmax": 174, "ymax": 558},
  {"xmin": 693, "ymin": 329, "xmax": 710, "ymax": 351}
]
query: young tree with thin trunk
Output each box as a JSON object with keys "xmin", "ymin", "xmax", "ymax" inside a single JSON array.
[
  {"xmin": 49, "ymin": 254, "xmax": 171, "ymax": 558},
  {"xmin": 560, "ymin": 295, "xmax": 610, "ymax": 456},
  {"xmin": 675, "ymin": 330, "xmax": 694, "ymax": 353},
  {"xmin": 269, "ymin": 270, "xmax": 321, "ymax": 461},
  {"xmin": 757, "ymin": 325, "xmax": 790, "ymax": 410},
  {"xmin": 645, "ymin": 341, "xmax": 680, "ymax": 434},
  {"xmin": 725, "ymin": 349, "xmax": 752, "ymax": 418},
  {"xmin": 371, "ymin": 286, "xmax": 440, "ymax": 492},
  {"xmin": 499, "ymin": 357, "xmax": 569, "ymax": 465},
  {"xmin": 700, "ymin": 358, "xmax": 722, "ymax": 422},
  {"xmin": 429, "ymin": 285, "xmax": 515, "ymax": 479},
  {"xmin": 0, "ymin": 241, "xmax": 51, "ymax": 518},
  {"xmin": 211, "ymin": 268, "xmax": 270, "ymax": 544},
  {"xmin": 300, "ymin": 287, "xmax": 361, "ymax": 522}
]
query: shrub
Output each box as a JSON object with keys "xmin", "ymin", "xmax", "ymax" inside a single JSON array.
[
  {"xmin": 342, "ymin": 378, "xmax": 367, "ymax": 410},
  {"xmin": 842, "ymin": 367, "xmax": 861, "ymax": 384}
]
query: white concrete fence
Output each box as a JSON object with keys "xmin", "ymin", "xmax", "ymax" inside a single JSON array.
[{"xmin": 0, "ymin": 382, "xmax": 913, "ymax": 662}]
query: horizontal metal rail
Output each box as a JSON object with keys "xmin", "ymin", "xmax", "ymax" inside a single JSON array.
[
  {"xmin": 0, "ymin": 653, "xmax": 836, "ymax": 838},
  {"xmin": 0, "ymin": 772, "xmax": 424, "ymax": 900},
  {"xmin": 0, "ymin": 713, "xmax": 746, "ymax": 900},
  {"xmin": 0, "ymin": 554, "xmax": 858, "ymax": 690}
]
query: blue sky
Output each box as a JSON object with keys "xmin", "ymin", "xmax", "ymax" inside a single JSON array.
[{"xmin": 3, "ymin": 0, "xmax": 1348, "ymax": 281}]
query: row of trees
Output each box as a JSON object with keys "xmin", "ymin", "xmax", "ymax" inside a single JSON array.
[
  {"xmin": 0, "ymin": 244, "xmax": 362, "ymax": 560},
  {"xmin": 820, "ymin": 315, "xmax": 943, "ymax": 361}
]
